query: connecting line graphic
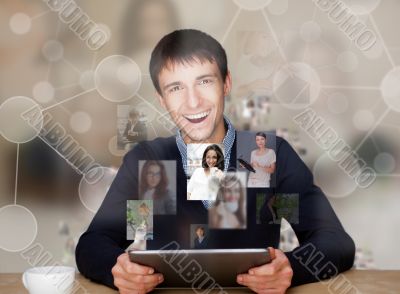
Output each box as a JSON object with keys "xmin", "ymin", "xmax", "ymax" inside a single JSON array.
[
  {"xmin": 35, "ymin": 135, "xmax": 84, "ymax": 176},
  {"xmin": 42, "ymin": 88, "xmax": 96, "ymax": 111},
  {"xmin": 30, "ymin": 9, "xmax": 51, "ymax": 21},
  {"xmin": 370, "ymin": 136, "xmax": 381, "ymax": 153},
  {"xmin": 91, "ymin": 51, "xmax": 99, "ymax": 69},
  {"xmin": 136, "ymin": 93, "xmax": 165, "ymax": 117},
  {"xmin": 261, "ymin": 8, "xmax": 290, "ymax": 67},
  {"xmin": 302, "ymin": 5, "xmax": 318, "ymax": 62},
  {"xmin": 321, "ymin": 85, "xmax": 380, "ymax": 91},
  {"xmin": 376, "ymin": 174, "xmax": 400, "ymax": 177},
  {"xmin": 369, "ymin": 15, "xmax": 396, "ymax": 69},
  {"xmin": 45, "ymin": 19, "xmax": 63, "ymax": 81},
  {"xmin": 149, "ymin": 122, "xmax": 158, "ymax": 137},
  {"xmin": 62, "ymin": 58, "xmax": 82, "ymax": 74},
  {"xmin": 14, "ymin": 143, "xmax": 20, "ymax": 205},
  {"xmin": 221, "ymin": 7, "xmax": 242, "ymax": 45}
]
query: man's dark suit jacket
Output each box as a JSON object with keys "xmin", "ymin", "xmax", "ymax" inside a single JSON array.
[{"xmin": 76, "ymin": 134, "xmax": 355, "ymax": 289}]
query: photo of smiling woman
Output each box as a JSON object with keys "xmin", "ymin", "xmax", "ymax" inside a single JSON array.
[
  {"xmin": 187, "ymin": 144, "xmax": 224, "ymax": 200},
  {"xmin": 209, "ymin": 172, "xmax": 247, "ymax": 229},
  {"xmin": 139, "ymin": 160, "xmax": 176, "ymax": 215},
  {"xmin": 247, "ymin": 132, "xmax": 276, "ymax": 188}
]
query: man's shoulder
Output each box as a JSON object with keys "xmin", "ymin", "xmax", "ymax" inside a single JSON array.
[{"xmin": 124, "ymin": 136, "xmax": 178, "ymax": 162}]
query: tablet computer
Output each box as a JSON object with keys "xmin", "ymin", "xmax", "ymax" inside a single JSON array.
[{"xmin": 128, "ymin": 248, "xmax": 270, "ymax": 288}]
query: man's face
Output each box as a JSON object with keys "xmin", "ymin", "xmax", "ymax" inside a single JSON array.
[{"xmin": 157, "ymin": 59, "xmax": 231, "ymax": 143}]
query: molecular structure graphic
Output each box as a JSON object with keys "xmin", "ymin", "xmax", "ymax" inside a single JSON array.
[{"xmin": 0, "ymin": 1, "xmax": 397, "ymax": 269}]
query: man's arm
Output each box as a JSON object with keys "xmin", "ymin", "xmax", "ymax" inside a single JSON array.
[
  {"xmin": 75, "ymin": 144, "xmax": 142, "ymax": 289},
  {"xmin": 275, "ymin": 138, "xmax": 355, "ymax": 287}
]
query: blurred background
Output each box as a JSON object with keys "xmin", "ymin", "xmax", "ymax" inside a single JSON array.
[{"xmin": 1, "ymin": 0, "xmax": 399, "ymax": 272}]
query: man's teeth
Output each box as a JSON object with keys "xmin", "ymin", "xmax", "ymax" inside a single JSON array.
[{"xmin": 184, "ymin": 111, "xmax": 210, "ymax": 120}]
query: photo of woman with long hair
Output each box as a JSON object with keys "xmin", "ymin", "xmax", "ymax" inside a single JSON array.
[
  {"xmin": 209, "ymin": 173, "xmax": 247, "ymax": 229},
  {"xmin": 139, "ymin": 160, "xmax": 176, "ymax": 215}
]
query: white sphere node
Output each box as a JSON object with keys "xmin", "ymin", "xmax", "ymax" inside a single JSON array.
[
  {"xmin": 42, "ymin": 40, "xmax": 64, "ymax": 62},
  {"xmin": 0, "ymin": 205, "xmax": 37, "ymax": 252},
  {"xmin": 33, "ymin": 81, "xmax": 55, "ymax": 103},
  {"xmin": 353, "ymin": 110, "xmax": 375, "ymax": 131},
  {"xmin": 9, "ymin": 13, "xmax": 31, "ymax": 35},
  {"xmin": 381, "ymin": 67, "xmax": 400, "ymax": 112},
  {"xmin": 0, "ymin": 96, "xmax": 43, "ymax": 143},
  {"xmin": 300, "ymin": 21, "xmax": 321, "ymax": 43},
  {"xmin": 79, "ymin": 166, "xmax": 118, "ymax": 213},
  {"xmin": 374, "ymin": 152, "xmax": 396, "ymax": 174},
  {"xmin": 342, "ymin": 0, "xmax": 381, "ymax": 15},
  {"xmin": 313, "ymin": 154, "xmax": 358, "ymax": 198},
  {"xmin": 267, "ymin": 0, "xmax": 288, "ymax": 15},
  {"xmin": 95, "ymin": 55, "xmax": 142, "ymax": 102},
  {"xmin": 70, "ymin": 111, "xmax": 92, "ymax": 133}
]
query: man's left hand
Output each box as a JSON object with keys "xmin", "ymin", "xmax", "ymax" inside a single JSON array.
[{"xmin": 237, "ymin": 247, "xmax": 293, "ymax": 294}]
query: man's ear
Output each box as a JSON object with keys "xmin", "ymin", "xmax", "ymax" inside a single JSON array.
[
  {"xmin": 156, "ymin": 91, "xmax": 166, "ymax": 110},
  {"xmin": 223, "ymin": 70, "xmax": 232, "ymax": 97}
]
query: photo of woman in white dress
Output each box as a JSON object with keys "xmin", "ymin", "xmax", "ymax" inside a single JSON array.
[
  {"xmin": 247, "ymin": 132, "xmax": 276, "ymax": 188},
  {"xmin": 187, "ymin": 144, "xmax": 224, "ymax": 200}
]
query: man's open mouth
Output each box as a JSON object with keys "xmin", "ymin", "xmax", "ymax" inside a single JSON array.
[{"xmin": 183, "ymin": 110, "xmax": 210, "ymax": 124}]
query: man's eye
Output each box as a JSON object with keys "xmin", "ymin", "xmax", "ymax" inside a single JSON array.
[
  {"xmin": 199, "ymin": 79, "xmax": 212, "ymax": 85},
  {"xmin": 169, "ymin": 85, "xmax": 182, "ymax": 92}
]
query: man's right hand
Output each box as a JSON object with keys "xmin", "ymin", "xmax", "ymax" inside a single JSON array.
[{"xmin": 112, "ymin": 253, "xmax": 164, "ymax": 294}]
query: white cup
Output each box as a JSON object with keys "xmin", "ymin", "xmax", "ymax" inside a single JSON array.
[{"xmin": 22, "ymin": 266, "xmax": 75, "ymax": 294}]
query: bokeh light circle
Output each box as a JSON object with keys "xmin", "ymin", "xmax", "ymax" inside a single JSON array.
[
  {"xmin": 79, "ymin": 166, "xmax": 118, "ymax": 213},
  {"xmin": 0, "ymin": 96, "xmax": 43, "ymax": 143},
  {"xmin": 313, "ymin": 153, "xmax": 358, "ymax": 198},
  {"xmin": 0, "ymin": 205, "xmax": 37, "ymax": 252},
  {"xmin": 95, "ymin": 55, "xmax": 142, "ymax": 102}
]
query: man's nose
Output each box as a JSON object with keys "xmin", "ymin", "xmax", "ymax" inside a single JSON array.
[{"xmin": 187, "ymin": 88, "xmax": 201, "ymax": 108}]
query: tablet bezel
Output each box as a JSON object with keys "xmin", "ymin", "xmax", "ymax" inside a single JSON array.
[{"xmin": 128, "ymin": 248, "xmax": 271, "ymax": 288}]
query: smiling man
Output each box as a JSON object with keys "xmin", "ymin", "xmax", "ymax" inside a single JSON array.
[{"xmin": 76, "ymin": 29, "xmax": 355, "ymax": 294}]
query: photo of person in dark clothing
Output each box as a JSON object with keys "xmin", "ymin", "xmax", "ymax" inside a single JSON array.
[
  {"xmin": 193, "ymin": 226, "xmax": 209, "ymax": 249},
  {"xmin": 122, "ymin": 109, "xmax": 147, "ymax": 150}
]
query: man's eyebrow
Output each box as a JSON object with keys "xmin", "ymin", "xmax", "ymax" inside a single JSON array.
[
  {"xmin": 196, "ymin": 74, "xmax": 217, "ymax": 80},
  {"xmin": 162, "ymin": 73, "xmax": 218, "ymax": 90}
]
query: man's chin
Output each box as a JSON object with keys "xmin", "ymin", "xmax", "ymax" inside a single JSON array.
[{"xmin": 182, "ymin": 127, "xmax": 212, "ymax": 143}]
